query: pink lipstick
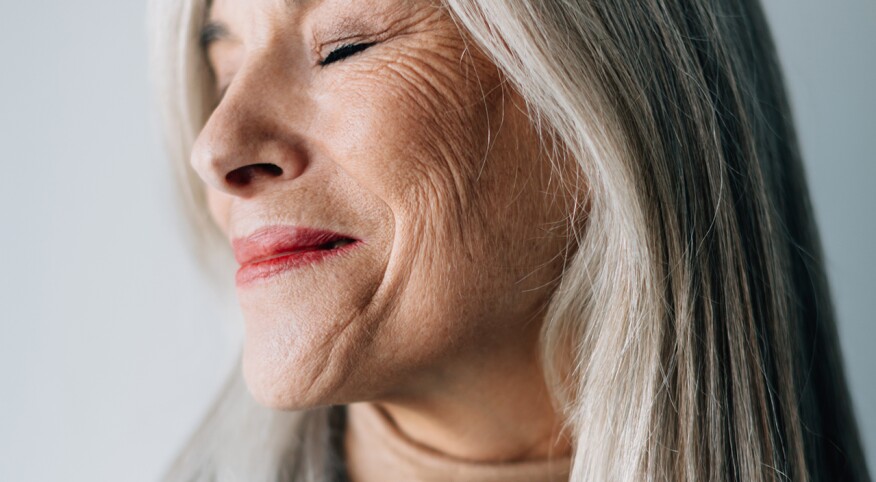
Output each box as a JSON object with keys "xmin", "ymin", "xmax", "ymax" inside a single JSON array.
[{"xmin": 232, "ymin": 226, "xmax": 360, "ymax": 286}]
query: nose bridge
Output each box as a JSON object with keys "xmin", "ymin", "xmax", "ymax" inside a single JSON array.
[{"xmin": 190, "ymin": 47, "xmax": 310, "ymax": 198}]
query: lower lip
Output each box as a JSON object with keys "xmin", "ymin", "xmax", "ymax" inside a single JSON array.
[{"xmin": 235, "ymin": 242, "xmax": 359, "ymax": 287}]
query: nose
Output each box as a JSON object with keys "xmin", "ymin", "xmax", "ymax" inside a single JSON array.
[{"xmin": 190, "ymin": 55, "xmax": 309, "ymax": 198}]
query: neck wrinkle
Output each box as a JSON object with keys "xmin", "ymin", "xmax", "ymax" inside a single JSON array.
[{"xmin": 343, "ymin": 401, "xmax": 572, "ymax": 482}]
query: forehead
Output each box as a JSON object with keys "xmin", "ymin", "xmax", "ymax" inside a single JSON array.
[
  {"xmin": 206, "ymin": 0, "xmax": 423, "ymax": 38},
  {"xmin": 210, "ymin": 0, "xmax": 313, "ymax": 11},
  {"xmin": 207, "ymin": 0, "xmax": 421, "ymax": 18},
  {"xmin": 208, "ymin": 0, "xmax": 311, "ymax": 20},
  {"xmin": 207, "ymin": 0, "xmax": 342, "ymax": 34}
]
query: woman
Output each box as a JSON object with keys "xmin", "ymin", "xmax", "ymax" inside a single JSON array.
[{"xmin": 149, "ymin": 0, "xmax": 870, "ymax": 480}]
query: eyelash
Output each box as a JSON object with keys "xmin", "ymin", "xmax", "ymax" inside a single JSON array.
[{"xmin": 319, "ymin": 42, "xmax": 377, "ymax": 66}]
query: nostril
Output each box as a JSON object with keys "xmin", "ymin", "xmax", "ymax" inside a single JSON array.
[{"xmin": 225, "ymin": 163, "xmax": 284, "ymax": 187}]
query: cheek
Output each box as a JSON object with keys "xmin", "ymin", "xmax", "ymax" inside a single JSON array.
[
  {"xmin": 317, "ymin": 43, "xmax": 569, "ymax": 378},
  {"xmin": 321, "ymin": 46, "xmax": 501, "ymax": 237},
  {"xmin": 235, "ymin": 18, "xmax": 572, "ymax": 408}
]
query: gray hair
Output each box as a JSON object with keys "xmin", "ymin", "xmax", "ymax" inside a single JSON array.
[{"xmin": 148, "ymin": 0, "xmax": 870, "ymax": 480}]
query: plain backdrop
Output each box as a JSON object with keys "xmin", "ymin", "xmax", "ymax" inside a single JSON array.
[{"xmin": 0, "ymin": 1, "xmax": 872, "ymax": 480}]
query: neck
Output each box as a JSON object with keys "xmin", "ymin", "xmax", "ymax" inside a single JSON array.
[
  {"xmin": 378, "ymin": 374, "xmax": 570, "ymax": 462},
  {"xmin": 345, "ymin": 337, "xmax": 573, "ymax": 474}
]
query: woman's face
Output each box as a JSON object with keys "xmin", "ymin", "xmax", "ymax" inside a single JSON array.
[{"xmin": 192, "ymin": 0, "xmax": 576, "ymax": 409}]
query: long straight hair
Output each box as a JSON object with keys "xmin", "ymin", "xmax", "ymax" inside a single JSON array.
[{"xmin": 149, "ymin": 0, "xmax": 870, "ymax": 480}]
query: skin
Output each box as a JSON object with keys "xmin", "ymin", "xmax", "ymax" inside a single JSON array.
[{"xmin": 191, "ymin": 0, "xmax": 579, "ymax": 473}]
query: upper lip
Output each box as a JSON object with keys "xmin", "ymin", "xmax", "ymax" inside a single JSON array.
[{"xmin": 231, "ymin": 225, "xmax": 358, "ymax": 266}]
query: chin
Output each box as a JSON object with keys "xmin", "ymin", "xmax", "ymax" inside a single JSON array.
[
  {"xmin": 241, "ymin": 342, "xmax": 336, "ymax": 410},
  {"xmin": 230, "ymin": 229, "xmax": 393, "ymax": 409},
  {"xmin": 237, "ymin": 303, "xmax": 370, "ymax": 411}
]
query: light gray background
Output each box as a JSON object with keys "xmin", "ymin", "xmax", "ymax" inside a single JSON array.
[{"xmin": 0, "ymin": 1, "xmax": 872, "ymax": 481}]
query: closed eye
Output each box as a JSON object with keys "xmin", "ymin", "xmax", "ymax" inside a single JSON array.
[{"xmin": 319, "ymin": 42, "xmax": 377, "ymax": 66}]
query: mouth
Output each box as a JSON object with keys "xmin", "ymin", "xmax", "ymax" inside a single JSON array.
[{"xmin": 232, "ymin": 226, "xmax": 361, "ymax": 286}]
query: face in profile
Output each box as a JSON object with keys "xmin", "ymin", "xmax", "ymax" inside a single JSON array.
[{"xmin": 191, "ymin": 0, "xmax": 577, "ymax": 409}]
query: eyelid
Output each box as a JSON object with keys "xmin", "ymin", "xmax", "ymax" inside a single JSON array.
[
  {"xmin": 211, "ymin": 27, "xmax": 392, "ymax": 100},
  {"xmin": 313, "ymin": 19, "xmax": 397, "ymax": 65},
  {"xmin": 211, "ymin": 39, "xmax": 367, "ymax": 104}
]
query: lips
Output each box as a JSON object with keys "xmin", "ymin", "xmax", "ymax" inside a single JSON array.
[{"xmin": 232, "ymin": 225, "xmax": 359, "ymax": 285}]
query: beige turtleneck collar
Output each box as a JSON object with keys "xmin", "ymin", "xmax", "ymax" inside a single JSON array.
[{"xmin": 343, "ymin": 402, "xmax": 572, "ymax": 482}]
